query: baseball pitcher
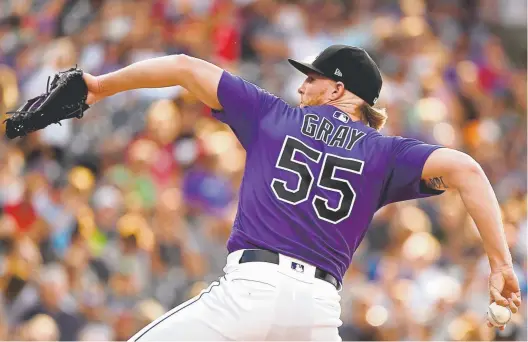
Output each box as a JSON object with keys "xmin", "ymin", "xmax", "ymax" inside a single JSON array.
[{"xmin": 32, "ymin": 45, "xmax": 522, "ymax": 340}]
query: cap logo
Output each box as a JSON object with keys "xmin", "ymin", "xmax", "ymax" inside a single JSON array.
[{"xmin": 334, "ymin": 68, "xmax": 342, "ymax": 77}]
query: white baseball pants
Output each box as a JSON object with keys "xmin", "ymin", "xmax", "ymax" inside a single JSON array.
[{"xmin": 129, "ymin": 249, "xmax": 343, "ymax": 341}]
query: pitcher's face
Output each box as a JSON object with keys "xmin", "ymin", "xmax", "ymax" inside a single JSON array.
[{"xmin": 297, "ymin": 73, "xmax": 336, "ymax": 108}]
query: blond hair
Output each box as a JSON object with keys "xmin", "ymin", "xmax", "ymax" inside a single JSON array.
[{"xmin": 359, "ymin": 103, "xmax": 388, "ymax": 131}]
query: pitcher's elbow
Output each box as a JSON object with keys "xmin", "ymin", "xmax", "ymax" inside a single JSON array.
[
  {"xmin": 169, "ymin": 54, "xmax": 195, "ymax": 83},
  {"xmin": 463, "ymin": 154, "xmax": 483, "ymax": 176},
  {"xmin": 452, "ymin": 153, "xmax": 486, "ymax": 186}
]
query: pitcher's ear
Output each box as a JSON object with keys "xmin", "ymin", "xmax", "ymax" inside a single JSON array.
[{"xmin": 331, "ymin": 82, "xmax": 346, "ymax": 98}]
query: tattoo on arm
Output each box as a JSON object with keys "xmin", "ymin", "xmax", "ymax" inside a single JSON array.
[{"xmin": 426, "ymin": 176, "xmax": 449, "ymax": 190}]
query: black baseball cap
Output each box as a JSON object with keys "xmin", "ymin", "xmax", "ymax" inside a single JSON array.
[{"xmin": 288, "ymin": 45, "xmax": 382, "ymax": 106}]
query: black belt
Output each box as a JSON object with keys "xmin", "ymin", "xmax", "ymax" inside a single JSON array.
[{"xmin": 239, "ymin": 249, "xmax": 340, "ymax": 290}]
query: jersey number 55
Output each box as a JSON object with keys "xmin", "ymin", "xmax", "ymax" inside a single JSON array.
[{"xmin": 271, "ymin": 136, "xmax": 364, "ymax": 224}]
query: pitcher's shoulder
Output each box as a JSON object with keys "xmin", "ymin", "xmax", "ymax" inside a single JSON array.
[
  {"xmin": 359, "ymin": 130, "xmax": 399, "ymax": 155},
  {"xmin": 362, "ymin": 129, "xmax": 398, "ymax": 143}
]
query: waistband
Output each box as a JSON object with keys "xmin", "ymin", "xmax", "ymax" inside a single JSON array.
[{"xmin": 227, "ymin": 249, "xmax": 342, "ymax": 291}]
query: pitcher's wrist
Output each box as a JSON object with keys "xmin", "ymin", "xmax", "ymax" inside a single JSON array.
[
  {"xmin": 488, "ymin": 255, "xmax": 513, "ymax": 271},
  {"xmin": 97, "ymin": 74, "xmax": 111, "ymax": 97}
]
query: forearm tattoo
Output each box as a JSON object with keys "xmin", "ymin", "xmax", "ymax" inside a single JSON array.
[{"xmin": 426, "ymin": 176, "xmax": 448, "ymax": 190}]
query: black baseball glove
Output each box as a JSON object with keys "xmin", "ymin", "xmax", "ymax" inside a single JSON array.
[{"xmin": 3, "ymin": 66, "xmax": 90, "ymax": 139}]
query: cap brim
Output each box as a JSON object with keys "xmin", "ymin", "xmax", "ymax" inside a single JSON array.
[{"xmin": 288, "ymin": 59, "xmax": 325, "ymax": 77}]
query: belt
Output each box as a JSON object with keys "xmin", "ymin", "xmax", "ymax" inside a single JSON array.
[{"xmin": 239, "ymin": 249, "xmax": 340, "ymax": 290}]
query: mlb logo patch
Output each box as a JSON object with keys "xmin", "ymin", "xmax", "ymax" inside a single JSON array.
[
  {"xmin": 291, "ymin": 262, "xmax": 305, "ymax": 273},
  {"xmin": 333, "ymin": 111, "xmax": 349, "ymax": 123}
]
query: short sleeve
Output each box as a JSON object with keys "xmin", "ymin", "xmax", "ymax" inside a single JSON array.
[
  {"xmin": 379, "ymin": 137, "xmax": 445, "ymax": 206},
  {"xmin": 212, "ymin": 71, "xmax": 288, "ymax": 150}
]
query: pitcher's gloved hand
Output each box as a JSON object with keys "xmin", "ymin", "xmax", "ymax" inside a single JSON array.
[{"xmin": 3, "ymin": 66, "xmax": 89, "ymax": 139}]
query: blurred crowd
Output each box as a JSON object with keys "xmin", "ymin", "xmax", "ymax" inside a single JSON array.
[{"xmin": 0, "ymin": 0, "xmax": 526, "ymax": 341}]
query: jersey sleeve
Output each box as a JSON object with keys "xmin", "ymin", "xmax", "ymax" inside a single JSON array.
[
  {"xmin": 379, "ymin": 137, "xmax": 445, "ymax": 207},
  {"xmin": 211, "ymin": 70, "xmax": 289, "ymax": 150}
]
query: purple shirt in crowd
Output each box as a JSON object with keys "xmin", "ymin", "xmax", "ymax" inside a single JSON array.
[{"xmin": 212, "ymin": 71, "xmax": 445, "ymax": 282}]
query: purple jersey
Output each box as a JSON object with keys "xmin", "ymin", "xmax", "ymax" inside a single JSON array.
[{"xmin": 212, "ymin": 71, "xmax": 445, "ymax": 282}]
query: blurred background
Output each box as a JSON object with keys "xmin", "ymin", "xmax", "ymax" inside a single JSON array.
[{"xmin": 0, "ymin": 0, "xmax": 526, "ymax": 341}]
